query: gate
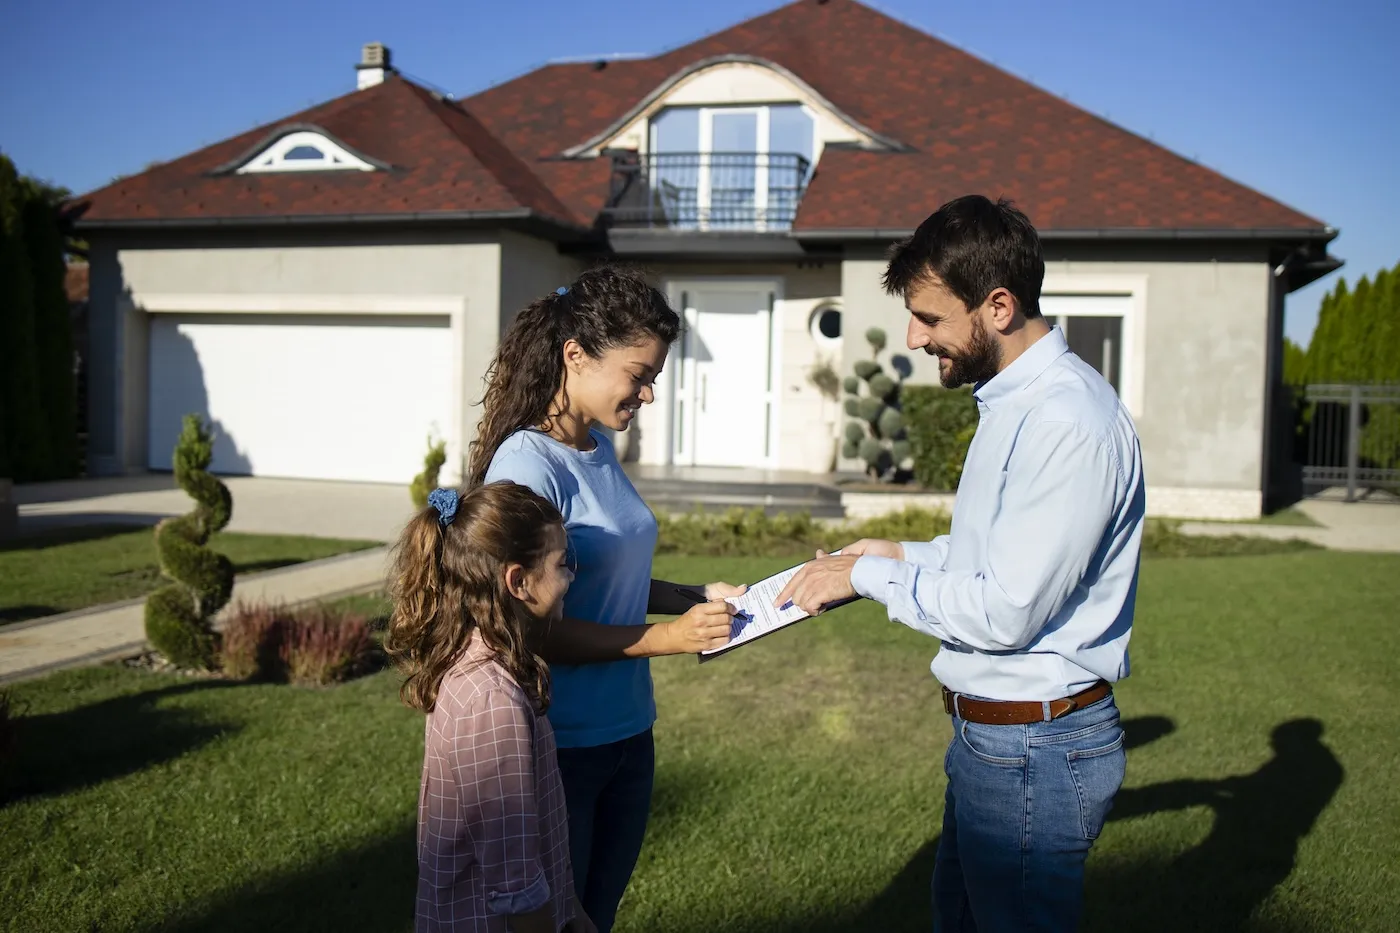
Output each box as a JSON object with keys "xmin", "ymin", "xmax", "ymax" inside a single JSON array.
[{"xmin": 1301, "ymin": 384, "xmax": 1400, "ymax": 501}]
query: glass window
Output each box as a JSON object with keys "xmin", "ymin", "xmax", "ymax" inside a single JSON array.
[
  {"xmin": 1059, "ymin": 315, "xmax": 1123, "ymax": 393},
  {"xmin": 768, "ymin": 104, "xmax": 813, "ymax": 162},
  {"xmin": 285, "ymin": 145, "xmax": 326, "ymax": 161},
  {"xmin": 651, "ymin": 107, "xmax": 700, "ymax": 153}
]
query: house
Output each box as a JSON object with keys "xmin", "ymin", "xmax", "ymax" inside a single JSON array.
[{"xmin": 73, "ymin": 0, "xmax": 1339, "ymax": 519}]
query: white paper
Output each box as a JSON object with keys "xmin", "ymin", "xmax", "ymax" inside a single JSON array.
[{"xmin": 700, "ymin": 559, "xmax": 825, "ymax": 657}]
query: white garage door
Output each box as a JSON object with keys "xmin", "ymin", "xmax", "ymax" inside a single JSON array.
[{"xmin": 148, "ymin": 314, "xmax": 453, "ymax": 483}]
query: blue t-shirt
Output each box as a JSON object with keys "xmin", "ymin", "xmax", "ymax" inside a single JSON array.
[{"xmin": 484, "ymin": 428, "xmax": 658, "ymax": 748}]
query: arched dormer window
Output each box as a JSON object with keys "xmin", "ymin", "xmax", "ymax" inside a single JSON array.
[{"xmin": 235, "ymin": 130, "xmax": 378, "ymax": 174}]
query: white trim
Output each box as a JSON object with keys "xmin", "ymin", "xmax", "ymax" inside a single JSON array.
[
  {"xmin": 663, "ymin": 277, "xmax": 784, "ymax": 469},
  {"xmin": 135, "ymin": 293, "xmax": 465, "ymax": 316},
  {"xmin": 1041, "ymin": 273, "xmax": 1148, "ymax": 419},
  {"xmin": 235, "ymin": 130, "xmax": 377, "ymax": 174}
]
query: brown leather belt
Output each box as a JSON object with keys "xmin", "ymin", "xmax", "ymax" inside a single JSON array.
[{"xmin": 942, "ymin": 680, "xmax": 1112, "ymax": 726}]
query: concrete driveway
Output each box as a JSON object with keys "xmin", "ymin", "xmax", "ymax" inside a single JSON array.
[{"xmin": 16, "ymin": 475, "xmax": 415, "ymax": 543}]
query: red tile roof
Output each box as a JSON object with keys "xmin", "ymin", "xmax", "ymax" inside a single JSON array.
[{"xmin": 77, "ymin": 0, "xmax": 1327, "ymax": 237}]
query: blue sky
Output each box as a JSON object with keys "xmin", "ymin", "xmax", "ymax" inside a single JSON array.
[{"xmin": 4, "ymin": 0, "xmax": 1396, "ymax": 345}]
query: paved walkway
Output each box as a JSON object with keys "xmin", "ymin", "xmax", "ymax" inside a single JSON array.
[
  {"xmin": 16, "ymin": 475, "xmax": 415, "ymax": 542},
  {"xmin": 1179, "ymin": 498, "xmax": 1400, "ymax": 553},
  {"xmin": 0, "ymin": 547, "xmax": 389, "ymax": 685}
]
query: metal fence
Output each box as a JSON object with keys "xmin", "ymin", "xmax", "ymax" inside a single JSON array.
[{"xmin": 1301, "ymin": 384, "xmax": 1400, "ymax": 501}]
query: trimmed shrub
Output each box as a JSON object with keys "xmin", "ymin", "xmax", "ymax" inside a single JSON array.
[
  {"xmin": 409, "ymin": 435, "xmax": 448, "ymax": 510},
  {"xmin": 843, "ymin": 328, "xmax": 913, "ymax": 481},
  {"xmin": 655, "ymin": 506, "xmax": 951, "ymax": 559},
  {"xmin": 0, "ymin": 154, "xmax": 49, "ymax": 482},
  {"xmin": 284, "ymin": 607, "xmax": 375, "ymax": 686},
  {"xmin": 220, "ymin": 601, "xmax": 292, "ymax": 680},
  {"xmin": 903, "ymin": 385, "xmax": 980, "ymax": 491},
  {"xmin": 21, "ymin": 192, "xmax": 78, "ymax": 479},
  {"xmin": 145, "ymin": 415, "xmax": 234, "ymax": 669}
]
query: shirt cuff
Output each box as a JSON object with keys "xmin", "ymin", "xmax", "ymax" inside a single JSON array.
[
  {"xmin": 901, "ymin": 540, "xmax": 944, "ymax": 568},
  {"xmin": 486, "ymin": 872, "xmax": 549, "ymax": 916},
  {"xmin": 852, "ymin": 555, "xmax": 901, "ymax": 602}
]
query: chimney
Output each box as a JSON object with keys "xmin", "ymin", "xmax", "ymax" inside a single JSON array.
[{"xmin": 357, "ymin": 42, "xmax": 392, "ymax": 89}]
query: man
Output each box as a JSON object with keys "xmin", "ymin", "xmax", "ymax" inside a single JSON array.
[{"xmin": 777, "ymin": 194, "xmax": 1145, "ymax": 932}]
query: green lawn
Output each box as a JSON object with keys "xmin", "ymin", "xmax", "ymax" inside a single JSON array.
[
  {"xmin": 3, "ymin": 551, "xmax": 1398, "ymax": 932},
  {"xmin": 0, "ymin": 525, "xmax": 381, "ymax": 625}
]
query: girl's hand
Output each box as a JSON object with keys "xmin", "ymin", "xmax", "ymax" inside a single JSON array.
[
  {"xmin": 664, "ymin": 599, "xmax": 736, "ymax": 654},
  {"xmin": 703, "ymin": 581, "xmax": 748, "ymax": 600}
]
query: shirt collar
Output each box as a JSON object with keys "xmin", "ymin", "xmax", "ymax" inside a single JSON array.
[{"xmin": 973, "ymin": 326, "xmax": 1069, "ymax": 411}]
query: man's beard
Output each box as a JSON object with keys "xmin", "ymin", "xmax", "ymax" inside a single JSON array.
[{"xmin": 931, "ymin": 314, "xmax": 1002, "ymax": 388}]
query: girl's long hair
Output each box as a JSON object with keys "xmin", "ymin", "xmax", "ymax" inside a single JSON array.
[
  {"xmin": 384, "ymin": 481, "xmax": 563, "ymax": 714},
  {"xmin": 466, "ymin": 264, "xmax": 681, "ymax": 488}
]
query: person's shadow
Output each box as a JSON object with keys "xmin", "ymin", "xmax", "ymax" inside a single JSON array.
[{"xmin": 800, "ymin": 716, "xmax": 1342, "ymax": 933}]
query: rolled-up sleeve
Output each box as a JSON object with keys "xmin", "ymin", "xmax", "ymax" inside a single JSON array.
[
  {"xmin": 853, "ymin": 421, "xmax": 1120, "ymax": 652},
  {"xmin": 449, "ymin": 691, "xmax": 550, "ymax": 917}
]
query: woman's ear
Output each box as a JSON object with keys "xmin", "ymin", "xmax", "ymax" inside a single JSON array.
[
  {"xmin": 561, "ymin": 338, "xmax": 588, "ymax": 375},
  {"xmin": 503, "ymin": 563, "xmax": 530, "ymax": 602}
]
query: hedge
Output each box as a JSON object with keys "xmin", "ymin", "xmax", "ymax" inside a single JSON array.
[{"xmin": 902, "ymin": 384, "xmax": 980, "ymax": 491}]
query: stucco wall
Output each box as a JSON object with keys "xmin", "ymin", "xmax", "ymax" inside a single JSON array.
[
  {"xmin": 840, "ymin": 252, "xmax": 1273, "ymax": 501},
  {"xmin": 85, "ymin": 232, "xmax": 506, "ymax": 481}
]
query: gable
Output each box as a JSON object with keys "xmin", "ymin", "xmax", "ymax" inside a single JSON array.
[{"xmin": 565, "ymin": 55, "xmax": 906, "ymax": 159}]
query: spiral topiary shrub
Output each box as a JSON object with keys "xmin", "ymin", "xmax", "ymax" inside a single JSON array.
[
  {"xmin": 409, "ymin": 434, "xmax": 447, "ymax": 510},
  {"xmin": 144, "ymin": 414, "xmax": 234, "ymax": 670},
  {"xmin": 842, "ymin": 327, "xmax": 913, "ymax": 481}
]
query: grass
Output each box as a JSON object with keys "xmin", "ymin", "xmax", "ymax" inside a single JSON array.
[
  {"xmin": 0, "ymin": 525, "xmax": 380, "ymax": 626},
  {"xmin": 4, "ymin": 550, "xmax": 1399, "ymax": 932}
]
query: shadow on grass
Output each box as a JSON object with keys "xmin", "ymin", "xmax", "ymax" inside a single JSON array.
[
  {"xmin": 143, "ymin": 823, "xmax": 418, "ymax": 933},
  {"xmin": 643, "ymin": 716, "xmax": 1344, "ymax": 933},
  {"xmin": 0, "ymin": 604, "xmax": 63, "ymax": 624},
  {"xmin": 0, "ymin": 522, "xmax": 157, "ymax": 552},
  {"xmin": 1, "ymin": 680, "xmax": 243, "ymax": 806}
]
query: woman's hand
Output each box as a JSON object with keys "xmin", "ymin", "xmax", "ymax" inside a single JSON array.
[
  {"xmin": 703, "ymin": 581, "xmax": 748, "ymax": 600},
  {"xmin": 833, "ymin": 538, "xmax": 904, "ymax": 560},
  {"xmin": 661, "ymin": 599, "xmax": 736, "ymax": 654}
]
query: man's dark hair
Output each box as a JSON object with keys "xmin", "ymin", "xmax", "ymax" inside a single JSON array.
[{"xmin": 882, "ymin": 195, "xmax": 1045, "ymax": 319}]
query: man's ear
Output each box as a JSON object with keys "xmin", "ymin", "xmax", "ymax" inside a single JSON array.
[
  {"xmin": 984, "ymin": 287, "xmax": 1019, "ymax": 334},
  {"xmin": 503, "ymin": 563, "xmax": 530, "ymax": 602}
]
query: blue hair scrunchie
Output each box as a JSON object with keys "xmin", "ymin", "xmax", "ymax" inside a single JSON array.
[
  {"xmin": 555, "ymin": 286, "xmax": 569, "ymax": 296},
  {"xmin": 427, "ymin": 487, "xmax": 459, "ymax": 527}
]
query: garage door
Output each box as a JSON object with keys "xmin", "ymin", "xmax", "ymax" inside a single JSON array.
[{"xmin": 148, "ymin": 314, "xmax": 453, "ymax": 483}]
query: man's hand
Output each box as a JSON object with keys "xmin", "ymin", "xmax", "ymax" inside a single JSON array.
[
  {"xmin": 835, "ymin": 538, "xmax": 904, "ymax": 560},
  {"xmin": 703, "ymin": 581, "xmax": 748, "ymax": 600},
  {"xmin": 564, "ymin": 900, "xmax": 597, "ymax": 933},
  {"xmin": 775, "ymin": 551, "xmax": 859, "ymax": 616},
  {"xmin": 662, "ymin": 599, "xmax": 736, "ymax": 654}
]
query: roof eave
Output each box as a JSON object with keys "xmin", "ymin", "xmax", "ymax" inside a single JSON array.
[
  {"xmin": 74, "ymin": 208, "xmax": 594, "ymax": 241},
  {"xmin": 794, "ymin": 226, "xmax": 1340, "ymax": 243}
]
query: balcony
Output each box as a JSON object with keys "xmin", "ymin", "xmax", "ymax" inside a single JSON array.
[{"xmin": 602, "ymin": 152, "xmax": 812, "ymax": 231}]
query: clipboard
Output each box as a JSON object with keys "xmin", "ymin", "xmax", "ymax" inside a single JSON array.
[{"xmin": 676, "ymin": 556, "xmax": 862, "ymax": 663}]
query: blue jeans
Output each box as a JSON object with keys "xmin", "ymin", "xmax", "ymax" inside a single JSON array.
[
  {"xmin": 934, "ymin": 694, "xmax": 1126, "ymax": 933},
  {"xmin": 555, "ymin": 728, "xmax": 655, "ymax": 933}
]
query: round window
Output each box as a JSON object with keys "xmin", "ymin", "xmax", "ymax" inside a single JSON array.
[{"xmin": 810, "ymin": 305, "xmax": 842, "ymax": 344}]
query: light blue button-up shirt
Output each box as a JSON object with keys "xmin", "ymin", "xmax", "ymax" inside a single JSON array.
[{"xmin": 851, "ymin": 326, "xmax": 1145, "ymax": 702}]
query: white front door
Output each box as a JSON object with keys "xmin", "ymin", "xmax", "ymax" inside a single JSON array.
[{"xmin": 672, "ymin": 285, "xmax": 775, "ymax": 468}]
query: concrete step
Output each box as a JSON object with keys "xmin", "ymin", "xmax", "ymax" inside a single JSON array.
[
  {"xmin": 631, "ymin": 477, "xmax": 843, "ymax": 503},
  {"xmin": 644, "ymin": 491, "xmax": 846, "ymax": 519}
]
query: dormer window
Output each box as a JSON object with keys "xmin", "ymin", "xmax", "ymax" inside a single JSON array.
[
  {"xmin": 235, "ymin": 130, "xmax": 377, "ymax": 174},
  {"xmin": 645, "ymin": 104, "xmax": 815, "ymax": 230}
]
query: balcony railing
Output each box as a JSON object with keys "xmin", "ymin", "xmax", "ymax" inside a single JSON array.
[{"xmin": 603, "ymin": 152, "xmax": 812, "ymax": 231}]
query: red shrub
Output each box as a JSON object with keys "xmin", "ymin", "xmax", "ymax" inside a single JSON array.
[
  {"xmin": 219, "ymin": 601, "xmax": 292, "ymax": 680},
  {"xmin": 284, "ymin": 606, "xmax": 375, "ymax": 687}
]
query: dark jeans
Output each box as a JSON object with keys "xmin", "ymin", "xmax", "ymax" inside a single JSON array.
[
  {"xmin": 555, "ymin": 728, "xmax": 655, "ymax": 933},
  {"xmin": 934, "ymin": 694, "xmax": 1126, "ymax": 932}
]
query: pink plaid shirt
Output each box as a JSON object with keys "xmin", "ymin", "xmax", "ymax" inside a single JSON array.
[{"xmin": 416, "ymin": 635, "xmax": 574, "ymax": 932}]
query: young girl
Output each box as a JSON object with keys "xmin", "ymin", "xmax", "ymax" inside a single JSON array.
[
  {"xmin": 468, "ymin": 265, "xmax": 743, "ymax": 933},
  {"xmin": 386, "ymin": 481, "xmax": 595, "ymax": 933}
]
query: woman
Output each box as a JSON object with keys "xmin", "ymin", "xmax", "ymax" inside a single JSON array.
[{"xmin": 467, "ymin": 265, "xmax": 743, "ymax": 933}]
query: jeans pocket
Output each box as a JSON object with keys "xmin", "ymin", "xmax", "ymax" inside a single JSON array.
[
  {"xmin": 1066, "ymin": 731, "xmax": 1126, "ymax": 840},
  {"xmin": 958, "ymin": 720, "xmax": 1027, "ymax": 768}
]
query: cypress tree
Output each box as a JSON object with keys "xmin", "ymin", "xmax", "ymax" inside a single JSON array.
[
  {"xmin": 1343, "ymin": 275, "xmax": 1373, "ymax": 381},
  {"xmin": 20, "ymin": 187, "xmax": 78, "ymax": 478},
  {"xmin": 1282, "ymin": 338, "xmax": 1308, "ymax": 387},
  {"xmin": 0, "ymin": 154, "xmax": 51, "ymax": 481},
  {"xmin": 1384, "ymin": 264, "xmax": 1400, "ymax": 382}
]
